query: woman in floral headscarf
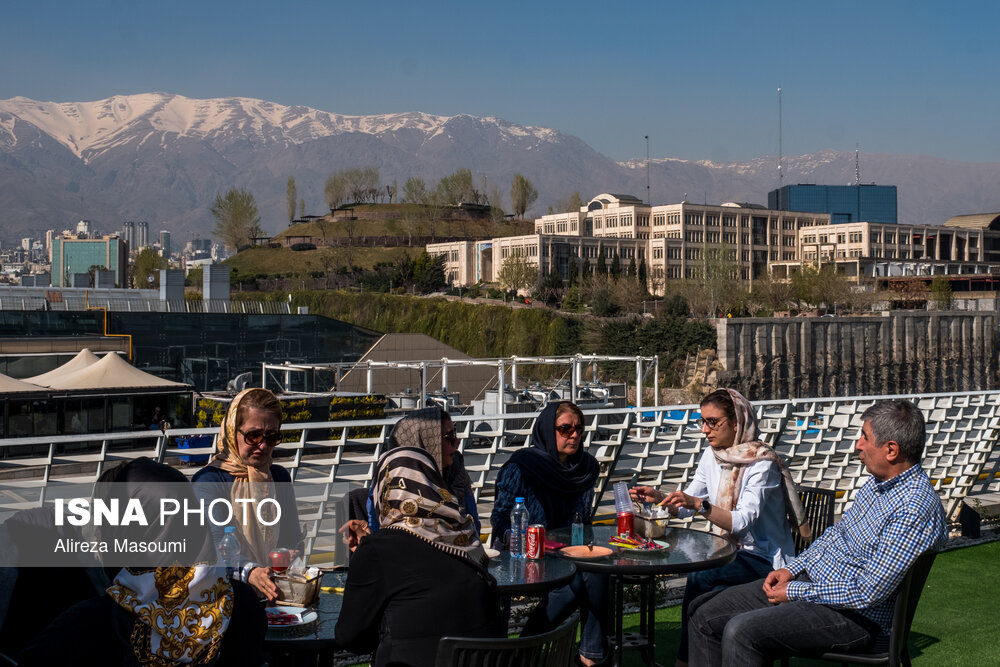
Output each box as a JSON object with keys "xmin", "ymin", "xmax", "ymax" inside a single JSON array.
[
  {"xmin": 631, "ymin": 388, "xmax": 807, "ymax": 667},
  {"xmin": 335, "ymin": 444, "xmax": 503, "ymax": 666},
  {"xmin": 192, "ymin": 387, "xmax": 302, "ymax": 602},
  {"xmin": 19, "ymin": 458, "xmax": 265, "ymax": 666}
]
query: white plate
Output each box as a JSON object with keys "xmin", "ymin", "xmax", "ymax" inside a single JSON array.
[
  {"xmin": 483, "ymin": 547, "xmax": 500, "ymax": 559},
  {"xmin": 266, "ymin": 605, "xmax": 319, "ymax": 627}
]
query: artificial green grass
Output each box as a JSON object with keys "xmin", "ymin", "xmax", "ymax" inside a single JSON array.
[{"xmin": 619, "ymin": 540, "xmax": 1000, "ymax": 666}]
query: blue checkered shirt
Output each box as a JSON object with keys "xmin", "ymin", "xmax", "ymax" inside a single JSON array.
[{"xmin": 784, "ymin": 464, "xmax": 947, "ymax": 635}]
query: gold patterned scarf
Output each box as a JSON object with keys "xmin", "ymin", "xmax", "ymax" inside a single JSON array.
[
  {"xmin": 204, "ymin": 387, "xmax": 279, "ymax": 563},
  {"xmin": 712, "ymin": 388, "xmax": 810, "ymax": 539},
  {"xmin": 107, "ymin": 566, "xmax": 233, "ymax": 665},
  {"xmin": 374, "ymin": 447, "xmax": 488, "ymax": 568}
]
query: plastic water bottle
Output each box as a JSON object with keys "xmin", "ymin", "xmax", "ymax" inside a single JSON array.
[
  {"xmin": 217, "ymin": 526, "xmax": 241, "ymax": 578},
  {"xmin": 571, "ymin": 512, "xmax": 584, "ymax": 546},
  {"xmin": 509, "ymin": 497, "xmax": 529, "ymax": 558}
]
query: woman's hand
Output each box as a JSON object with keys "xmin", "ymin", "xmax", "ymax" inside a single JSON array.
[
  {"xmin": 664, "ymin": 490, "xmax": 700, "ymax": 511},
  {"xmin": 629, "ymin": 485, "xmax": 666, "ymax": 505},
  {"xmin": 247, "ymin": 566, "xmax": 279, "ymax": 602},
  {"xmin": 338, "ymin": 519, "xmax": 371, "ymax": 552}
]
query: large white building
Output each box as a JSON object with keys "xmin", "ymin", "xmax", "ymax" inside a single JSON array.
[
  {"xmin": 429, "ymin": 194, "xmax": 829, "ymax": 294},
  {"xmin": 428, "ymin": 194, "xmax": 1000, "ymax": 295}
]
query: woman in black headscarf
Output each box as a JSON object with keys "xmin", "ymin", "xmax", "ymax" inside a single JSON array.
[{"xmin": 489, "ymin": 401, "xmax": 605, "ymax": 666}]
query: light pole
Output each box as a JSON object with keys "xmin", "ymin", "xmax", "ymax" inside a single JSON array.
[{"xmin": 645, "ymin": 135, "xmax": 650, "ymax": 205}]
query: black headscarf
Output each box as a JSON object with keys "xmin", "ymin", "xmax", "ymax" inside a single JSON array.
[{"xmin": 507, "ymin": 401, "xmax": 600, "ymax": 527}]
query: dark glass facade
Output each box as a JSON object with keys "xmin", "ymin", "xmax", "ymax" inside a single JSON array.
[
  {"xmin": 768, "ymin": 185, "xmax": 897, "ymax": 224},
  {"xmin": 0, "ymin": 311, "xmax": 382, "ymax": 392}
]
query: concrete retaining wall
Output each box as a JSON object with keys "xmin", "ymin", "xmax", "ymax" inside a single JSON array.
[{"xmin": 715, "ymin": 311, "xmax": 997, "ymax": 399}]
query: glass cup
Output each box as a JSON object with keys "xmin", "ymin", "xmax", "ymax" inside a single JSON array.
[{"xmin": 269, "ymin": 548, "xmax": 290, "ymax": 574}]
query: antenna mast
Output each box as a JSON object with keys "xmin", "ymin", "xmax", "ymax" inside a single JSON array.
[
  {"xmin": 777, "ymin": 86, "xmax": 783, "ymax": 187},
  {"xmin": 855, "ymin": 143, "xmax": 860, "ymax": 185}
]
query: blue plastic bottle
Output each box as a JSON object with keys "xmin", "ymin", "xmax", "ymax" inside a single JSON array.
[
  {"xmin": 217, "ymin": 526, "xmax": 241, "ymax": 578},
  {"xmin": 509, "ymin": 497, "xmax": 529, "ymax": 558}
]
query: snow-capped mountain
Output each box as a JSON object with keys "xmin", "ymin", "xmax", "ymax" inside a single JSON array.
[{"xmin": 1, "ymin": 93, "xmax": 999, "ymax": 245}]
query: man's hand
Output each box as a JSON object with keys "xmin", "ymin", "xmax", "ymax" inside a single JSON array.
[
  {"xmin": 629, "ymin": 485, "xmax": 666, "ymax": 505},
  {"xmin": 248, "ymin": 566, "xmax": 279, "ymax": 602},
  {"xmin": 763, "ymin": 568, "xmax": 793, "ymax": 604},
  {"xmin": 338, "ymin": 519, "xmax": 371, "ymax": 552}
]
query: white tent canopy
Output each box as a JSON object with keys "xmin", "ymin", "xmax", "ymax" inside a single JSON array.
[
  {"xmin": 33, "ymin": 350, "xmax": 189, "ymax": 391},
  {"xmin": 0, "ymin": 372, "xmax": 47, "ymax": 394},
  {"xmin": 24, "ymin": 348, "xmax": 102, "ymax": 386}
]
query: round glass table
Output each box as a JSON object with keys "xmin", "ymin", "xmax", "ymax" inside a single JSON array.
[{"xmin": 547, "ymin": 524, "xmax": 738, "ymax": 667}]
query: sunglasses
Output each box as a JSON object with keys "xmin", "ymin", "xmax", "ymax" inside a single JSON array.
[
  {"xmin": 442, "ymin": 429, "xmax": 458, "ymax": 443},
  {"xmin": 239, "ymin": 428, "xmax": 282, "ymax": 447},
  {"xmin": 555, "ymin": 423, "xmax": 584, "ymax": 436}
]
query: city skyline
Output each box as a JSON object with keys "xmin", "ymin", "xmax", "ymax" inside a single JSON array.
[{"xmin": 3, "ymin": 0, "xmax": 999, "ymax": 165}]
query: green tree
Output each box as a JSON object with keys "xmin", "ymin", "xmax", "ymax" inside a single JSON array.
[
  {"xmin": 211, "ymin": 187, "xmax": 262, "ymax": 251},
  {"xmin": 497, "ymin": 253, "xmax": 538, "ymax": 294},
  {"xmin": 510, "ymin": 173, "xmax": 538, "ymax": 218},
  {"xmin": 638, "ymin": 258, "xmax": 648, "ymax": 291},
  {"xmin": 132, "ymin": 247, "xmax": 167, "ymax": 288},
  {"xmin": 929, "ymin": 276, "xmax": 953, "ymax": 310},
  {"xmin": 435, "ymin": 169, "xmax": 477, "ymax": 205},
  {"xmin": 610, "ymin": 253, "xmax": 622, "ymax": 278},
  {"xmin": 402, "ymin": 177, "xmax": 428, "ymax": 204},
  {"xmin": 596, "ymin": 252, "xmax": 607, "ymax": 276},
  {"xmin": 298, "ymin": 198, "xmax": 305, "ymax": 218},
  {"xmin": 324, "ymin": 172, "xmax": 348, "ymax": 210},
  {"xmin": 412, "ymin": 251, "xmax": 447, "ymax": 293},
  {"xmin": 567, "ymin": 255, "xmax": 579, "ymax": 287},
  {"xmin": 286, "ymin": 177, "xmax": 297, "ymax": 223}
]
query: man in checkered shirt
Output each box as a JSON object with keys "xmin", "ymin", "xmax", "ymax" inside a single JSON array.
[{"xmin": 688, "ymin": 398, "xmax": 948, "ymax": 667}]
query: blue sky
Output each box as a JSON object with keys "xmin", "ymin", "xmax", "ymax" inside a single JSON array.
[{"xmin": 3, "ymin": 0, "xmax": 998, "ymax": 164}]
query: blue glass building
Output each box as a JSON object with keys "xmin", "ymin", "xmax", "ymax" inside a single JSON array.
[{"xmin": 767, "ymin": 184, "xmax": 897, "ymax": 224}]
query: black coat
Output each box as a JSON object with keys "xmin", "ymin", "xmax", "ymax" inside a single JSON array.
[{"xmin": 335, "ymin": 530, "xmax": 504, "ymax": 667}]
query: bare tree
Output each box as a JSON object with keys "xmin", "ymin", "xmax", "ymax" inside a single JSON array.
[{"xmin": 497, "ymin": 252, "xmax": 538, "ymax": 294}]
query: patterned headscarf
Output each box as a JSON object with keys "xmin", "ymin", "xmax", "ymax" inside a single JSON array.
[
  {"xmin": 100, "ymin": 458, "xmax": 233, "ymax": 665},
  {"xmin": 712, "ymin": 389, "xmax": 811, "ymax": 540},
  {"xmin": 204, "ymin": 387, "xmax": 280, "ymax": 563},
  {"xmin": 374, "ymin": 446, "xmax": 488, "ymax": 568},
  {"xmin": 108, "ymin": 567, "xmax": 233, "ymax": 665},
  {"xmin": 387, "ymin": 406, "xmax": 473, "ymax": 508}
]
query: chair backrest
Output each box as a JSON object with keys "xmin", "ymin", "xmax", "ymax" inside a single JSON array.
[
  {"xmin": 794, "ymin": 486, "xmax": 837, "ymax": 554},
  {"xmin": 435, "ymin": 611, "xmax": 580, "ymax": 667},
  {"xmin": 887, "ymin": 550, "xmax": 938, "ymax": 666}
]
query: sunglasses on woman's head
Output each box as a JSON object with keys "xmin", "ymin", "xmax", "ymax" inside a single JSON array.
[
  {"xmin": 238, "ymin": 428, "xmax": 282, "ymax": 446},
  {"xmin": 555, "ymin": 423, "xmax": 584, "ymax": 436}
]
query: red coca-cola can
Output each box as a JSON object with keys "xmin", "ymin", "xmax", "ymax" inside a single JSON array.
[
  {"xmin": 525, "ymin": 560, "xmax": 541, "ymax": 584},
  {"xmin": 526, "ymin": 524, "xmax": 545, "ymax": 559},
  {"xmin": 617, "ymin": 511, "xmax": 634, "ymax": 538}
]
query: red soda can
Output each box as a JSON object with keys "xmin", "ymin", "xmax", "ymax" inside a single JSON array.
[
  {"xmin": 526, "ymin": 524, "xmax": 545, "ymax": 559},
  {"xmin": 525, "ymin": 560, "xmax": 541, "ymax": 584},
  {"xmin": 617, "ymin": 511, "xmax": 634, "ymax": 538}
]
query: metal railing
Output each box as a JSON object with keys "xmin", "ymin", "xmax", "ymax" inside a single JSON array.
[{"xmin": 2, "ymin": 390, "xmax": 998, "ymax": 558}]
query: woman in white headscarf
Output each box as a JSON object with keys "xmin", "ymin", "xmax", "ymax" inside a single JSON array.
[{"xmin": 631, "ymin": 388, "xmax": 807, "ymax": 667}]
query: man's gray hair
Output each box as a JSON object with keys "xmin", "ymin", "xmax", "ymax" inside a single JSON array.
[{"xmin": 860, "ymin": 399, "xmax": 926, "ymax": 464}]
